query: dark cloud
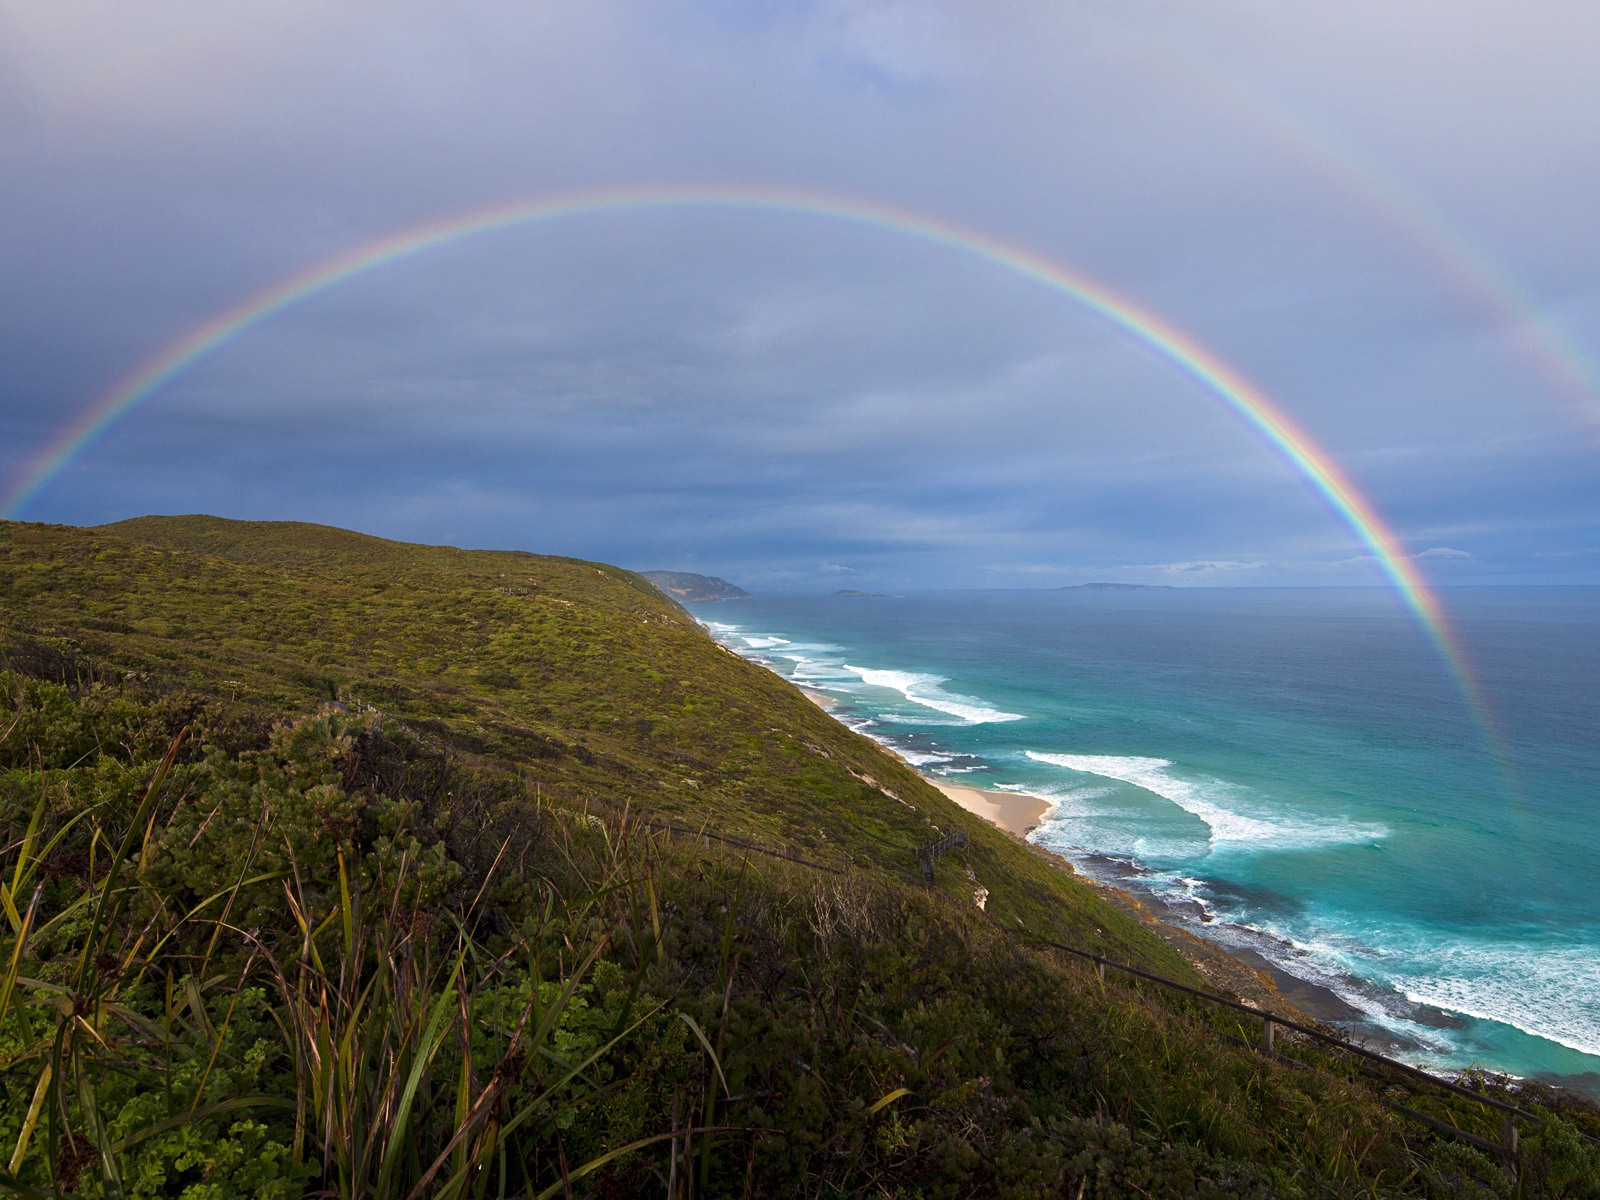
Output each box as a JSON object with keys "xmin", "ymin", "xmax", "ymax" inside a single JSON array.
[{"xmin": 2, "ymin": 0, "xmax": 1597, "ymax": 586}]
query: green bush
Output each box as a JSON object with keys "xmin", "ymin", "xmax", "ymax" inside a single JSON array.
[{"xmin": 1, "ymin": 516, "xmax": 1596, "ymax": 1198}]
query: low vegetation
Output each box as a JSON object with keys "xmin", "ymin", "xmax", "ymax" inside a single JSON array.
[{"xmin": 1, "ymin": 515, "xmax": 1596, "ymax": 1197}]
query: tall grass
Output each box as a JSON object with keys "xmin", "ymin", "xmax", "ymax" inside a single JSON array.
[
  {"xmin": 3, "ymin": 677, "xmax": 1598, "ymax": 1197},
  {"xmin": 0, "ymin": 726, "xmax": 705, "ymax": 1199}
]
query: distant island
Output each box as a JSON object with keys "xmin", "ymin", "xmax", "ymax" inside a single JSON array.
[
  {"xmin": 833, "ymin": 589, "xmax": 886, "ymax": 597},
  {"xmin": 1061, "ymin": 582, "xmax": 1177, "ymax": 591},
  {"xmin": 640, "ymin": 570, "xmax": 751, "ymax": 601}
]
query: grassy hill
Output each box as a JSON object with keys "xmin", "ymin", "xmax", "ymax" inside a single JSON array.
[
  {"xmin": 12, "ymin": 514, "xmax": 1172, "ymax": 961},
  {"xmin": 1, "ymin": 515, "xmax": 1596, "ymax": 1198}
]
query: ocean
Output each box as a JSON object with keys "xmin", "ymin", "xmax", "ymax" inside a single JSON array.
[{"xmin": 688, "ymin": 587, "xmax": 1600, "ymax": 1097}]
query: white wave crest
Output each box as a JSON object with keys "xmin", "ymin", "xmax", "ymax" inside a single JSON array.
[
  {"xmin": 1024, "ymin": 751, "xmax": 1383, "ymax": 849},
  {"xmin": 845, "ymin": 666, "xmax": 1023, "ymax": 725},
  {"xmin": 894, "ymin": 747, "xmax": 957, "ymax": 767},
  {"xmin": 773, "ymin": 650, "xmax": 852, "ymax": 683},
  {"xmin": 1220, "ymin": 918, "xmax": 1600, "ymax": 1060},
  {"xmin": 1393, "ymin": 938, "xmax": 1600, "ymax": 1060},
  {"xmin": 995, "ymin": 782, "xmax": 1113, "ymax": 816},
  {"xmin": 1200, "ymin": 919, "xmax": 1419, "ymax": 1025}
]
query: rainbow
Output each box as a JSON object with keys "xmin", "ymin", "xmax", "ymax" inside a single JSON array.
[
  {"xmin": 1075, "ymin": 19, "xmax": 1600, "ymax": 429},
  {"xmin": 0, "ymin": 182, "xmax": 1505, "ymax": 747},
  {"xmin": 36, "ymin": 6, "xmax": 1600, "ymax": 428},
  {"xmin": 1198, "ymin": 74, "xmax": 1600, "ymax": 427}
]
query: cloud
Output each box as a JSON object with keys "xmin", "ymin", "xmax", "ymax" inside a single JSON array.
[
  {"xmin": 810, "ymin": 0, "xmax": 959, "ymax": 88},
  {"xmin": 2, "ymin": 2, "xmax": 1597, "ymax": 586},
  {"xmin": 1155, "ymin": 560, "xmax": 1268, "ymax": 575}
]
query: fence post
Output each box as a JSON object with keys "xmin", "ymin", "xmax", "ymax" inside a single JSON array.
[
  {"xmin": 1031, "ymin": 936, "xmax": 1579, "ymax": 1162},
  {"xmin": 1502, "ymin": 1115, "xmax": 1519, "ymax": 1159},
  {"xmin": 916, "ymin": 828, "xmax": 969, "ymax": 882}
]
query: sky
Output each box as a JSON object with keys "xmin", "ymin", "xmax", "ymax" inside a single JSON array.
[{"xmin": 1, "ymin": 0, "xmax": 1597, "ymax": 590}]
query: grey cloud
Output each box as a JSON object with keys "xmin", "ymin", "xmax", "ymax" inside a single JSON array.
[{"xmin": 1, "ymin": 0, "xmax": 1596, "ymax": 586}]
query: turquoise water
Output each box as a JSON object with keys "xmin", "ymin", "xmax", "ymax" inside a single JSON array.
[{"xmin": 690, "ymin": 587, "xmax": 1600, "ymax": 1097}]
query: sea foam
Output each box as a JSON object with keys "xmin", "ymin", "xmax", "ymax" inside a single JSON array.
[
  {"xmin": 892, "ymin": 746, "xmax": 960, "ymax": 768},
  {"xmin": 1392, "ymin": 937, "xmax": 1600, "ymax": 1060},
  {"xmin": 698, "ymin": 593, "xmax": 1600, "ymax": 1088},
  {"xmin": 1220, "ymin": 917, "xmax": 1600, "ymax": 1062},
  {"xmin": 740, "ymin": 635, "xmax": 790, "ymax": 650},
  {"xmin": 1025, "ymin": 751, "xmax": 1383, "ymax": 849},
  {"xmin": 844, "ymin": 666, "xmax": 1023, "ymax": 725},
  {"xmin": 994, "ymin": 782, "xmax": 1114, "ymax": 816}
]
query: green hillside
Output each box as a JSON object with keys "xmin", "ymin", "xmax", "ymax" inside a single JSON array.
[
  {"xmin": 1, "ymin": 516, "xmax": 1595, "ymax": 1198},
  {"xmin": 16, "ymin": 514, "xmax": 1172, "ymax": 962}
]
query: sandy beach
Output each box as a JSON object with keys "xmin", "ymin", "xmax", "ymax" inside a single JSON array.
[
  {"xmin": 927, "ymin": 780, "xmax": 1050, "ymax": 837},
  {"xmin": 790, "ymin": 690, "xmax": 1351, "ymax": 1024},
  {"xmin": 922, "ymin": 772, "xmax": 1326, "ymax": 1021},
  {"xmin": 781, "ymin": 667, "xmax": 1501, "ymax": 1043}
]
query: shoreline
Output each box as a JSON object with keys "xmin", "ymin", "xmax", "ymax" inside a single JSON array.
[
  {"xmin": 787, "ymin": 668, "xmax": 1487, "ymax": 1045},
  {"xmin": 917, "ymin": 770, "xmax": 1352, "ymax": 1025},
  {"xmin": 700, "ymin": 615, "xmax": 1597, "ymax": 1097},
  {"xmin": 729, "ymin": 624, "xmax": 1574, "ymax": 1088},
  {"xmin": 844, "ymin": 718, "xmax": 1571, "ymax": 1076}
]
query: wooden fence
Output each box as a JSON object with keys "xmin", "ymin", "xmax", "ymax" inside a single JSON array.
[
  {"xmin": 638, "ymin": 814, "xmax": 1599, "ymax": 1170},
  {"xmin": 1037, "ymin": 937, "xmax": 1548, "ymax": 1164}
]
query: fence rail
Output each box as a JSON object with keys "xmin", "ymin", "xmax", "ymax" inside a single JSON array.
[
  {"xmin": 1038, "ymin": 938, "xmax": 1542, "ymax": 1122},
  {"xmin": 1033, "ymin": 937, "xmax": 1559, "ymax": 1163},
  {"xmin": 640, "ymin": 819, "xmax": 847, "ymax": 875},
  {"xmin": 630, "ymin": 813, "xmax": 1596, "ymax": 1167},
  {"xmin": 916, "ymin": 828, "xmax": 970, "ymax": 881}
]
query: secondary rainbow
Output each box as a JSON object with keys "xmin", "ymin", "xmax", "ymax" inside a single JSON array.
[
  {"xmin": 1196, "ymin": 70, "xmax": 1600, "ymax": 427},
  {"xmin": 0, "ymin": 182, "xmax": 1503, "ymax": 743},
  {"xmin": 1077, "ymin": 22, "xmax": 1600, "ymax": 430}
]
